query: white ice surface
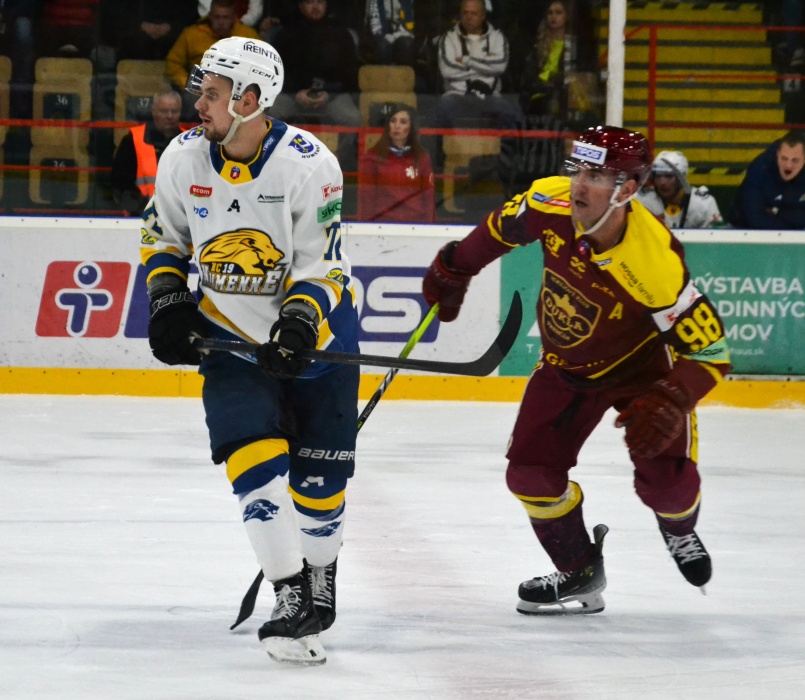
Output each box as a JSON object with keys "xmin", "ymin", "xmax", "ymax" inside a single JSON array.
[{"xmin": 1, "ymin": 396, "xmax": 804, "ymax": 699}]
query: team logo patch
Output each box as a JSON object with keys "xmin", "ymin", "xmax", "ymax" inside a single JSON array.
[
  {"xmin": 243, "ymin": 499, "xmax": 280, "ymax": 522},
  {"xmin": 181, "ymin": 125, "xmax": 204, "ymax": 141},
  {"xmin": 290, "ymin": 134, "xmax": 315, "ymax": 154},
  {"xmin": 230, "ymin": 166, "xmax": 241, "ymax": 180},
  {"xmin": 199, "ymin": 229, "xmax": 287, "ymax": 296},
  {"xmin": 540, "ymin": 269, "xmax": 601, "ymax": 348},
  {"xmin": 301, "ymin": 522, "xmax": 341, "ymax": 538}
]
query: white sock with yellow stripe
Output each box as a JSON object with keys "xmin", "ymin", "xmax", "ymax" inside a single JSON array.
[{"xmin": 291, "ymin": 487, "xmax": 346, "ymax": 568}]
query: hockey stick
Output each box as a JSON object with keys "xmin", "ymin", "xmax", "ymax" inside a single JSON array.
[
  {"xmin": 356, "ymin": 302, "xmax": 439, "ymax": 430},
  {"xmin": 195, "ymin": 291, "xmax": 522, "ymax": 377},
  {"xmin": 229, "ymin": 304, "xmax": 442, "ymax": 630}
]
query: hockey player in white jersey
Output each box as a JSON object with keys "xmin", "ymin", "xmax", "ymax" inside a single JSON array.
[
  {"xmin": 637, "ymin": 150, "xmax": 724, "ymax": 229},
  {"xmin": 140, "ymin": 36, "xmax": 359, "ymax": 666}
]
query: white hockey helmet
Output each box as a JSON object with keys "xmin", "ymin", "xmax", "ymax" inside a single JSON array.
[
  {"xmin": 186, "ymin": 36, "xmax": 284, "ymax": 110},
  {"xmin": 651, "ymin": 150, "xmax": 689, "ymax": 192}
]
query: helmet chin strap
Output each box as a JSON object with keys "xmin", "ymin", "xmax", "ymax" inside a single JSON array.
[
  {"xmin": 575, "ymin": 174, "xmax": 639, "ymax": 237},
  {"xmin": 219, "ymin": 98, "xmax": 265, "ymax": 147}
]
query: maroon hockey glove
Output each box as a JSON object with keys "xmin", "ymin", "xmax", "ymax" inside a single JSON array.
[
  {"xmin": 615, "ymin": 379, "xmax": 693, "ymax": 459},
  {"xmin": 422, "ymin": 241, "xmax": 473, "ymax": 322}
]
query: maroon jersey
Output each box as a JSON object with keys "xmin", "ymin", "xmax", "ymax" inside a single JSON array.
[{"xmin": 452, "ymin": 176, "xmax": 731, "ymax": 400}]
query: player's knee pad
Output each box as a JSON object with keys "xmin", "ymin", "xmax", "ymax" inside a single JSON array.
[
  {"xmin": 289, "ymin": 473, "xmax": 348, "ymax": 567},
  {"xmin": 225, "ymin": 438, "xmax": 290, "ymax": 496},
  {"xmin": 506, "ymin": 461, "xmax": 571, "ymax": 501},
  {"xmin": 239, "ymin": 476, "xmax": 303, "ymax": 582},
  {"xmin": 510, "ymin": 480, "xmax": 583, "ymax": 522}
]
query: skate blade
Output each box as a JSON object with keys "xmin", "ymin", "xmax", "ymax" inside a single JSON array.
[
  {"xmin": 516, "ymin": 592, "xmax": 605, "ymax": 616},
  {"xmin": 262, "ymin": 634, "xmax": 327, "ymax": 666}
]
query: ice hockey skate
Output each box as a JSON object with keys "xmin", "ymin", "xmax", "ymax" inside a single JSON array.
[
  {"xmin": 258, "ymin": 568, "xmax": 326, "ymax": 666},
  {"xmin": 517, "ymin": 524, "xmax": 609, "ymax": 615},
  {"xmin": 310, "ymin": 558, "xmax": 337, "ymax": 631},
  {"xmin": 658, "ymin": 523, "xmax": 712, "ymax": 590}
]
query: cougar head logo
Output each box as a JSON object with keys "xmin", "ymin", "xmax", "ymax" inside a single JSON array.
[{"xmin": 201, "ymin": 229, "xmax": 285, "ymax": 274}]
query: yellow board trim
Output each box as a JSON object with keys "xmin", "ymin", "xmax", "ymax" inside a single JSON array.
[
  {"xmin": 1, "ymin": 368, "xmax": 804, "ymax": 409},
  {"xmin": 289, "ymin": 487, "xmax": 346, "ymax": 512},
  {"xmin": 226, "ymin": 438, "xmax": 289, "ymax": 484}
]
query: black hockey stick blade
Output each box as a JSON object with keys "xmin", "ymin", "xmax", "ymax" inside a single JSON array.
[
  {"xmin": 230, "ymin": 570, "xmax": 264, "ymax": 630},
  {"xmin": 196, "ymin": 291, "xmax": 523, "ymax": 377}
]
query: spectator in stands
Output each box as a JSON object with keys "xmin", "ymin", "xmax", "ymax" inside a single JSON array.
[
  {"xmin": 637, "ymin": 150, "xmax": 723, "ymax": 229},
  {"xmin": 358, "ymin": 104, "xmax": 434, "ymax": 222},
  {"xmin": 408, "ymin": 0, "xmax": 461, "ymax": 93},
  {"xmin": 198, "ymin": 0, "xmax": 263, "ymax": 27},
  {"xmin": 1, "ymin": 0, "xmax": 40, "ymax": 118},
  {"xmin": 362, "ymin": 0, "xmax": 416, "ymax": 66},
  {"xmin": 730, "ymin": 130, "xmax": 805, "ymax": 230},
  {"xmin": 424, "ymin": 0, "xmax": 521, "ymax": 132},
  {"xmin": 771, "ymin": 0, "xmax": 804, "ymax": 70},
  {"xmin": 165, "ymin": 0, "xmax": 259, "ymax": 118},
  {"xmin": 518, "ymin": 0, "xmax": 599, "ymax": 126},
  {"xmin": 520, "ymin": 1, "xmax": 572, "ymax": 116},
  {"xmin": 269, "ymin": 0, "xmax": 361, "ymax": 169},
  {"xmin": 99, "ymin": 0, "xmax": 197, "ymax": 61},
  {"xmin": 111, "ymin": 89, "xmax": 182, "ymax": 216},
  {"xmin": 258, "ymin": 0, "xmax": 358, "ymax": 43},
  {"xmin": 36, "ymin": 0, "xmax": 99, "ymax": 58}
]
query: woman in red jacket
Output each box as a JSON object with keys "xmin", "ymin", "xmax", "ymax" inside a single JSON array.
[{"xmin": 359, "ymin": 104, "xmax": 435, "ymax": 223}]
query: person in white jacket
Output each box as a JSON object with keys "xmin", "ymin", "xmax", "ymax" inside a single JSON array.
[
  {"xmin": 637, "ymin": 150, "xmax": 724, "ymax": 229},
  {"xmin": 425, "ymin": 0, "xmax": 521, "ymax": 131}
]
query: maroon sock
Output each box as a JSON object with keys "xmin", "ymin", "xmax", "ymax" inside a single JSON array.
[{"xmin": 530, "ymin": 503, "xmax": 593, "ymax": 572}]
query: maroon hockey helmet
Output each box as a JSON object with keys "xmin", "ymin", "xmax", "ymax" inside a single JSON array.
[{"xmin": 566, "ymin": 126, "xmax": 652, "ymax": 185}]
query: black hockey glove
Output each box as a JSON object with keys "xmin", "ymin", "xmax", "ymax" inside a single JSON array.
[
  {"xmin": 615, "ymin": 379, "xmax": 693, "ymax": 459},
  {"xmin": 256, "ymin": 303, "xmax": 319, "ymax": 380},
  {"xmin": 148, "ymin": 288, "xmax": 205, "ymax": 366},
  {"xmin": 422, "ymin": 241, "xmax": 473, "ymax": 322}
]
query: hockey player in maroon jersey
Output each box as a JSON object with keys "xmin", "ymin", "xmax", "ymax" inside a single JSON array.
[{"xmin": 422, "ymin": 125, "xmax": 731, "ymax": 614}]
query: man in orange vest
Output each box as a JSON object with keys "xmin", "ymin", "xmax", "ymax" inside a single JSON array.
[{"xmin": 111, "ymin": 90, "xmax": 182, "ymax": 216}]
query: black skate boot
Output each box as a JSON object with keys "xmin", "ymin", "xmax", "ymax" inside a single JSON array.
[
  {"xmin": 309, "ymin": 558, "xmax": 337, "ymax": 631},
  {"xmin": 257, "ymin": 566, "xmax": 325, "ymax": 665},
  {"xmin": 517, "ymin": 524, "xmax": 608, "ymax": 615},
  {"xmin": 658, "ymin": 523, "xmax": 711, "ymax": 589}
]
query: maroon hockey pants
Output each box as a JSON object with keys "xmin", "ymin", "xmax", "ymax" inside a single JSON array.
[{"xmin": 506, "ymin": 361, "xmax": 701, "ymax": 569}]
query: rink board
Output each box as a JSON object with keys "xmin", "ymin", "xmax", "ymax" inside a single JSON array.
[{"xmin": 1, "ymin": 218, "xmax": 803, "ymax": 407}]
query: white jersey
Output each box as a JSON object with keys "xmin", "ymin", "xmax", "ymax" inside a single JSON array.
[
  {"xmin": 140, "ymin": 120, "xmax": 356, "ymax": 362},
  {"xmin": 637, "ymin": 186, "xmax": 723, "ymax": 229}
]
